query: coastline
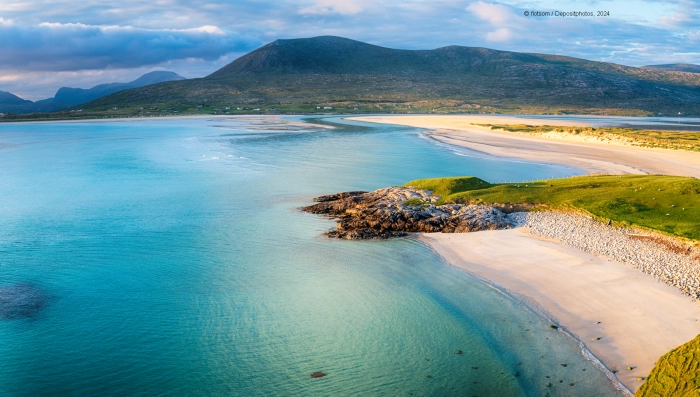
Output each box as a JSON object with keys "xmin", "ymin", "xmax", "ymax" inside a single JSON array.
[
  {"xmin": 350, "ymin": 115, "xmax": 700, "ymax": 178},
  {"xmin": 420, "ymin": 227, "xmax": 700, "ymax": 394},
  {"xmin": 0, "ymin": 114, "xmax": 335, "ymax": 130},
  {"xmin": 343, "ymin": 115, "xmax": 700, "ymax": 393}
]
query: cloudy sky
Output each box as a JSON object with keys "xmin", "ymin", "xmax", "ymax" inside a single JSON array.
[{"xmin": 1, "ymin": 0, "xmax": 698, "ymax": 100}]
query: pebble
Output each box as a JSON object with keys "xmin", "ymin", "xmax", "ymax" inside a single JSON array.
[{"xmin": 509, "ymin": 212, "xmax": 700, "ymax": 299}]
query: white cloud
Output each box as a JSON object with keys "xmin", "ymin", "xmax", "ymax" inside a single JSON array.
[
  {"xmin": 0, "ymin": 22, "xmax": 260, "ymax": 71},
  {"xmin": 298, "ymin": 0, "xmax": 368, "ymax": 15},
  {"xmin": 485, "ymin": 27, "xmax": 513, "ymax": 42},
  {"xmin": 466, "ymin": 1, "xmax": 514, "ymax": 25}
]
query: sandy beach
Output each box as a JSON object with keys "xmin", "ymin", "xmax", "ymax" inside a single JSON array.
[
  {"xmin": 351, "ymin": 115, "xmax": 700, "ymax": 177},
  {"xmin": 421, "ymin": 229, "xmax": 700, "ymax": 394},
  {"xmin": 346, "ymin": 115, "xmax": 700, "ymax": 393}
]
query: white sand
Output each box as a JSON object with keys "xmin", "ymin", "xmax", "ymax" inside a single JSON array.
[
  {"xmin": 347, "ymin": 115, "xmax": 700, "ymax": 392},
  {"xmin": 421, "ymin": 229, "xmax": 700, "ymax": 393},
  {"xmin": 351, "ymin": 115, "xmax": 700, "ymax": 177}
]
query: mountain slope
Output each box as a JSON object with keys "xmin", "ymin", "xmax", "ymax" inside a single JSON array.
[
  {"xmin": 0, "ymin": 91, "xmax": 32, "ymax": 105},
  {"xmin": 66, "ymin": 37, "xmax": 700, "ymax": 116},
  {"xmin": 643, "ymin": 64, "xmax": 700, "ymax": 73}
]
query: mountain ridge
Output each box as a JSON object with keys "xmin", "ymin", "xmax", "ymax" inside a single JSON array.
[
  {"xmin": 11, "ymin": 36, "xmax": 700, "ymax": 117},
  {"xmin": 642, "ymin": 63, "xmax": 700, "ymax": 74},
  {"xmin": 0, "ymin": 71, "xmax": 185, "ymax": 114}
]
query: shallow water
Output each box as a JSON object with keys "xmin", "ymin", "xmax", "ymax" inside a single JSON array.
[{"xmin": 0, "ymin": 116, "xmax": 624, "ymax": 396}]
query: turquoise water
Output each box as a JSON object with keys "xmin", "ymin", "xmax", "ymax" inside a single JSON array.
[{"xmin": 0, "ymin": 116, "xmax": 623, "ymax": 396}]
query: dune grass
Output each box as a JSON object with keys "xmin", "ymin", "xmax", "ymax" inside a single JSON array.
[
  {"xmin": 475, "ymin": 124, "xmax": 700, "ymax": 152},
  {"xmin": 405, "ymin": 175, "xmax": 700, "ymax": 240},
  {"xmin": 635, "ymin": 334, "xmax": 700, "ymax": 396}
]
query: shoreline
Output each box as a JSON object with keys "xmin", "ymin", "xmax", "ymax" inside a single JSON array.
[
  {"xmin": 417, "ymin": 234, "xmax": 632, "ymax": 396},
  {"xmin": 0, "ymin": 114, "xmax": 335, "ymax": 130},
  {"xmin": 420, "ymin": 224, "xmax": 700, "ymax": 394},
  {"xmin": 350, "ymin": 115, "xmax": 700, "ymax": 178},
  {"xmin": 340, "ymin": 115, "xmax": 700, "ymax": 393}
]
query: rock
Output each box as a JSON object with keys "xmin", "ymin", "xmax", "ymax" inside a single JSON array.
[{"xmin": 303, "ymin": 187, "xmax": 517, "ymax": 240}]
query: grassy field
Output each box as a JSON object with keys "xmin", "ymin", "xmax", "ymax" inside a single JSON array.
[
  {"xmin": 0, "ymin": 100, "xmax": 657, "ymax": 123},
  {"xmin": 476, "ymin": 124, "xmax": 700, "ymax": 152},
  {"xmin": 405, "ymin": 175, "xmax": 700, "ymax": 240},
  {"xmin": 635, "ymin": 334, "xmax": 700, "ymax": 396}
]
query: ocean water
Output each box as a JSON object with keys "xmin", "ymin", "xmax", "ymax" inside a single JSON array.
[{"xmin": 0, "ymin": 116, "xmax": 624, "ymax": 396}]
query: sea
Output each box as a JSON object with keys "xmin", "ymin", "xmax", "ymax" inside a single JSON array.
[{"xmin": 0, "ymin": 115, "xmax": 643, "ymax": 396}]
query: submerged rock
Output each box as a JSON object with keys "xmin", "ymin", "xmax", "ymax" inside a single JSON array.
[
  {"xmin": 303, "ymin": 187, "xmax": 518, "ymax": 240},
  {"xmin": 0, "ymin": 283, "xmax": 49, "ymax": 319}
]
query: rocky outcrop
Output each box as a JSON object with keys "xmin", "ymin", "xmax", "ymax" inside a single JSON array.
[{"xmin": 303, "ymin": 187, "xmax": 517, "ymax": 239}]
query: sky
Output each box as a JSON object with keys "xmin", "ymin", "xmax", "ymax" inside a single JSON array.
[{"xmin": 0, "ymin": 0, "xmax": 698, "ymax": 100}]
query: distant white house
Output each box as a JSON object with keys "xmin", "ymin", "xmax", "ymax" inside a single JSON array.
[{"xmin": 323, "ymin": 106, "xmax": 333, "ymax": 110}]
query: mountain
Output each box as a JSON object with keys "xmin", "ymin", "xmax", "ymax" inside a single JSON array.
[
  {"xmin": 643, "ymin": 64, "xmax": 700, "ymax": 74},
  {"xmin": 0, "ymin": 91, "xmax": 32, "ymax": 106},
  {"xmin": 0, "ymin": 90, "xmax": 68, "ymax": 114},
  {"xmin": 0, "ymin": 71, "xmax": 186, "ymax": 114},
  {"xmin": 38, "ymin": 37, "xmax": 700, "ymax": 116},
  {"xmin": 49, "ymin": 71, "xmax": 186, "ymax": 106}
]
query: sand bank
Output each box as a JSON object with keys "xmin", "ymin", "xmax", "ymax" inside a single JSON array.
[
  {"xmin": 0, "ymin": 114, "xmax": 333, "ymax": 130},
  {"xmin": 351, "ymin": 115, "xmax": 700, "ymax": 178},
  {"xmin": 421, "ymin": 228, "xmax": 700, "ymax": 393}
]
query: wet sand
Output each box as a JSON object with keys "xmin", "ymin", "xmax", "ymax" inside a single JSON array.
[{"xmin": 351, "ymin": 115, "xmax": 700, "ymax": 178}]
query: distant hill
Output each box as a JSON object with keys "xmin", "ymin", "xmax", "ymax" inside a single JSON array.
[
  {"xmin": 22, "ymin": 37, "xmax": 700, "ymax": 117},
  {"xmin": 0, "ymin": 71, "xmax": 185, "ymax": 114},
  {"xmin": 0, "ymin": 91, "xmax": 32, "ymax": 106},
  {"xmin": 49, "ymin": 71, "xmax": 186, "ymax": 106},
  {"xmin": 643, "ymin": 64, "xmax": 700, "ymax": 73}
]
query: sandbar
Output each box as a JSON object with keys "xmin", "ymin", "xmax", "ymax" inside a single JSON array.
[{"xmin": 351, "ymin": 115, "xmax": 700, "ymax": 178}]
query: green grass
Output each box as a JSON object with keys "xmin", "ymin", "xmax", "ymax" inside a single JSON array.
[
  {"xmin": 636, "ymin": 334, "xmax": 700, "ymax": 396},
  {"xmin": 405, "ymin": 175, "xmax": 700, "ymax": 240},
  {"xmin": 477, "ymin": 124, "xmax": 700, "ymax": 152}
]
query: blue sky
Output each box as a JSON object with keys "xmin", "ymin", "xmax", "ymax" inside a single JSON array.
[{"xmin": 1, "ymin": 0, "xmax": 698, "ymax": 100}]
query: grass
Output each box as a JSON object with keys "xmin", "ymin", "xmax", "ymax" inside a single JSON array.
[
  {"xmin": 476, "ymin": 124, "xmax": 700, "ymax": 152},
  {"xmin": 405, "ymin": 175, "xmax": 700, "ymax": 241},
  {"xmin": 635, "ymin": 334, "xmax": 700, "ymax": 396}
]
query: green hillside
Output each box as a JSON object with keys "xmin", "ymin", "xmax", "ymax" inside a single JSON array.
[
  {"xmin": 405, "ymin": 175, "xmax": 700, "ymax": 240},
  {"xmin": 636, "ymin": 334, "xmax": 700, "ymax": 396}
]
